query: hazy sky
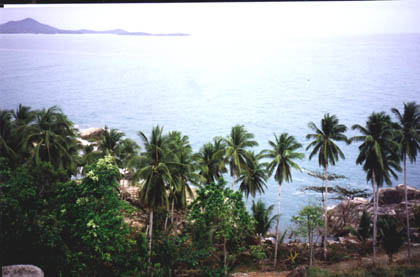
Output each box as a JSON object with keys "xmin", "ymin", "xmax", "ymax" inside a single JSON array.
[{"xmin": 1, "ymin": 1, "xmax": 420, "ymax": 37}]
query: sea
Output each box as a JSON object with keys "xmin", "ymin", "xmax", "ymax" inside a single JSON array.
[{"xmin": 1, "ymin": 33, "xmax": 420, "ymax": 229}]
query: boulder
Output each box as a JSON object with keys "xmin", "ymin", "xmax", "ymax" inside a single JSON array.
[
  {"xmin": 328, "ymin": 185, "xmax": 420, "ymax": 237},
  {"xmin": 377, "ymin": 184, "xmax": 420, "ymax": 205},
  {"xmin": 80, "ymin": 127, "xmax": 104, "ymax": 140},
  {"xmin": 2, "ymin": 265, "xmax": 44, "ymax": 277}
]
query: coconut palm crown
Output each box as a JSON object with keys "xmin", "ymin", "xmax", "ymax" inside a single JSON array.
[
  {"xmin": 238, "ymin": 151, "xmax": 268, "ymax": 205},
  {"xmin": 306, "ymin": 113, "xmax": 348, "ymax": 167},
  {"xmin": 223, "ymin": 125, "xmax": 258, "ymax": 189}
]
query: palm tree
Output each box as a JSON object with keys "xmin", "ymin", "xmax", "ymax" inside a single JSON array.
[
  {"xmin": 223, "ymin": 125, "xmax": 258, "ymax": 189},
  {"xmin": 251, "ymin": 199, "xmax": 279, "ymax": 237},
  {"xmin": 99, "ymin": 126, "xmax": 125, "ymax": 158},
  {"xmin": 351, "ymin": 112, "xmax": 401, "ymax": 266},
  {"xmin": 134, "ymin": 126, "xmax": 172, "ymax": 263},
  {"xmin": 238, "ymin": 151, "xmax": 267, "ymax": 206},
  {"xmin": 391, "ymin": 102, "xmax": 420, "ymax": 264},
  {"xmin": 12, "ymin": 104, "xmax": 36, "ymax": 125},
  {"xmin": 306, "ymin": 113, "xmax": 348, "ymax": 260},
  {"xmin": 194, "ymin": 137, "xmax": 227, "ymax": 185},
  {"xmin": 0, "ymin": 110, "xmax": 16, "ymax": 162},
  {"xmin": 117, "ymin": 138, "xmax": 140, "ymax": 169},
  {"xmin": 166, "ymin": 131, "xmax": 198, "ymax": 227},
  {"xmin": 24, "ymin": 106, "xmax": 79, "ymax": 175},
  {"xmin": 261, "ymin": 133, "xmax": 304, "ymax": 268}
]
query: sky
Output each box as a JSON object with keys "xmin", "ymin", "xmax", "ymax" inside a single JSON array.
[{"xmin": 1, "ymin": 1, "xmax": 420, "ymax": 38}]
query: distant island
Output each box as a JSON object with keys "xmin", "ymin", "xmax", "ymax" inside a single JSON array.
[{"xmin": 0, "ymin": 18, "xmax": 190, "ymax": 36}]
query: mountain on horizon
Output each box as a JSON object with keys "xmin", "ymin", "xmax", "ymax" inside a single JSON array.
[{"xmin": 0, "ymin": 18, "xmax": 190, "ymax": 36}]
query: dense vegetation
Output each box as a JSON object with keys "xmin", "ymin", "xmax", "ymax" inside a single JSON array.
[{"xmin": 1, "ymin": 102, "xmax": 420, "ymax": 276}]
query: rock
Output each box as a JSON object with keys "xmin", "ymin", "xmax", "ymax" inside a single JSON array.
[
  {"xmin": 328, "ymin": 185, "xmax": 420, "ymax": 237},
  {"xmin": 378, "ymin": 184, "xmax": 420, "ymax": 205},
  {"xmin": 338, "ymin": 236, "xmax": 359, "ymax": 245},
  {"xmin": 80, "ymin": 127, "xmax": 104, "ymax": 140},
  {"xmin": 2, "ymin": 265, "xmax": 44, "ymax": 277}
]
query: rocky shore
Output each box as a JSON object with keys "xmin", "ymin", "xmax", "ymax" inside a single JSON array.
[{"xmin": 328, "ymin": 184, "xmax": 420, "ymax": 239}]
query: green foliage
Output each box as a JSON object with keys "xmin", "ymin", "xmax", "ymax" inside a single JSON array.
[
  {"xmin": 250, "ymin": 245, "xmax": 267, "ymax": 263},
  {"xmin": 377, "ymin": 215, "xmax": 405, "ymax": 263},
  {"xmin": 187, "ymin": 178, "xmax": 255, "ymax": 275},
  {"xmin": 1, "ymin": 156, "xmax": 144, "ymax": 276},
  {"xmin": 291, "ymin": 205, "xmax": 323, "ymax": 240}
]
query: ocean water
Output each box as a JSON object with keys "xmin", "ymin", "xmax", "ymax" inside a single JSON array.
[{"xmin": 1, "ymin": 33, "xmax": 420, "ymax": 229}]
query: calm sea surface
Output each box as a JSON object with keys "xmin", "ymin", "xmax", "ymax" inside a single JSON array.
[{"xmin": 1, "ymin": 33, "xmax": 420, "ymax": 228}]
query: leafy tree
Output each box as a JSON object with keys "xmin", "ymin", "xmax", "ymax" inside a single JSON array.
[
  {"xmin": 391, "ymin": 102, "xmax": 420, "ymax": 263},
  {"xmin": 238, "ymin": 151, "xmax": 267, "ymax": 206},
  {"xmin": 306, "ymin": 113, "xmax": 348, "ymax": 260},
  {"xmin": 194, "ymin": 137, "xmax": 226, "ymax": 185},
  {"xmin": 351, "ymin": 112, "xmax": 402, "ymax": 266},
  {"xmin": 251, "ymin": 199, "xmax": 279, "ymax": 237},
  {"xmin": 187, "ymin": 178, "xmax": 254, "ymax": 275},
  {"xmin": 1, "ymin": 156, "xmax": 142, "ymax": 275},
  {"xmin": 261, "ymin": 132, "xmax": 304, "ymax": 268},
  {"xmin": 223, "ymin": 125, "xmax": 258, "ymax": 190},
  {"xmin": 291, "ymin": 204, "xmax": 323, "ymax": 267},
  {"xmin": 58, "ymin": 155, "xmax": 141, "ymax": 275},
  {"xmin": 377, "ymin": 215, "xmax": 405, "ymax": 264}
]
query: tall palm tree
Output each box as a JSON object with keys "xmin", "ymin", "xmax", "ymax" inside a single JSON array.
[
  {"xmin": 166, "ymin": 131, "xmax": 198, "ymax": 226},
  {"xmin": 223, "ymin": 125, "xmax": 258, "ymax": 189},
  {"xmin": 251, "ymin": 199, "xmax": 279, "ymax": 237},
  {"xmin": 134, "ymin": 126, "xmax": 172, "ymax": 262},
  {"xmin": 306, "ymin": 113, "xmax": 348, "ymax": 260},
  {"xmin": 261, "ymin": 133, "xmax": 304, "ymax": 268},
  {"xmin": 194, "ymin": 137, "xmax": 227, "ymax": 185},
  {"xmin": 24, "ymin": 106, "xmax": 79, "ymax": 175},
  {"xmin": 351, "ymin": 112, "xmax": 401, "ymax": 266},
  {"xmin": 391, "ymin": 102, "xmax": 420, "ymax": 264},
  {"xmin": 238, "ymin": 151, "xmax": 267, "ymax": 206}
]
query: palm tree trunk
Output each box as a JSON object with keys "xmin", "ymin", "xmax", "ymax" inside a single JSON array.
[
  {"xmin": 148, "ymin": 209, "xmax": 153, "ymax": 265},
  {"xmin": 323, "ymin": 164, "xmax": 328, "ymax": 261},
  {"xmin": 404, "ymin": 155, "xmax": 412, "ymax": 264},
  {"xmin": 372, "ymin": 171, "xmax": 377, "ymax": 267},
  {"xmin": 273, "ymin": 184, "xmax": 282, "ymax": 268},
  {"xmin": 171, "ymin": 198, "xmax": 175, "ymax": 224},
  {"xmin": 309, "ymin": 214, "xmax": 313, "ymax": 267},
  {"xmin": 232, "ymin": 174, "xmax": 235, "ymax": 190}
]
